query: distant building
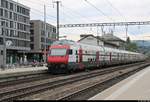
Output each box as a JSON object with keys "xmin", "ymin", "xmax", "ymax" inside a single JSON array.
[
  {"xmin": 0, "ymin": 0, "xmax": 30, "ymax": 66},
  {"xmin": 79, "ymin": 34, "xmax": 119, "ymax": 49},
  {"xmin": 29, "ymin": 20, "xmax": 56, "ymax": 62}
]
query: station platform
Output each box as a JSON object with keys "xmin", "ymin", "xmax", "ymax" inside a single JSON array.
[
  {"xmin": 0, "ymin": 66, "xmax": 48, "ymax": 78},
  {"xmin": 89, "ymin": 66, "xmax": 150, "ymax": 100}
]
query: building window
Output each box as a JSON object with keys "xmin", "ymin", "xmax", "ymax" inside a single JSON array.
[
  {"xmin": 41, "ymin": 30, "xmax": 45, "ymax": 36},
  {"xmin": 1, "ymin": 0, "xmax": 4, "ymax": 7},
  {"xmin": 41, "ymin": 38, "xmax": 45, "ymax": 43},
  {"xmin": 30, "ymin": 22, "xmax": 34, "ymax": 28},
  {"xmin": 0, "ymin": 8, "xmax": 3, "ymax": 17},
  {"xmin": 5, "ymin": 0, "xmax": 8, "ymax": 8},
  {"xmin": 0, "ymin": 37, "xmax": 3, "ymax": 45},
  {"xmin": 10, "ymin": 21, "xmax": 13, "ymax": 28},
  {"xmin": 1, "ymin": 0, "xmax": 8, "ymax": 8},
  {"xmin": 17, "ymin": 5, "xmax": 20, "ymax": 13},
  {"xmin": 9, "ymin": 12, "xmax": 13, "ymax": 19},
  {"xmin": 0, "ymin": 28, "xmax": 2, "ymax": 35},
  {"xmin": 30, "ymin": 37, "xmax": 34, "ymax": 42},
  {"xmin": 13, "ymin": 13, "xmax": 17, "ymax": 21},
  {"xmin": 4, "ymin": 10, "xmax": 8, "ymax": 18},
  {"xmin": 30, "ymin": 30, "xmax": 34, "ymax": 35},
  {"xmin": 10, "ymin": 2, "xmax": 14, "ymax": 10},
  {"xmin": 30, "ymin": 44, "xmax": 34, "ymax": 50},
  {"xmin": 10, "ymin": 30, "xmax": 14, "ymax": 37},
  {"xmin": 53, "ymin": 28, "xmax": 56, "ymax": 33},
  {"xmin": 41, "ymin": 44, "xmax": 45, "ymax": 50},
  {"xmin": 1, "ymin": 51, "xmax": 3, "ymax": 55}
]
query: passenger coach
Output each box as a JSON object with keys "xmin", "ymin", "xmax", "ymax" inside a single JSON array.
[{"xmin": 47, "ymin": 40, "xmax": 146, "ymax": 73}]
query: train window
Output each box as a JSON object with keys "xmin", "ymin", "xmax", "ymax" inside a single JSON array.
[
  {"xmin": 50, "ymin": 49, "xmax": 67, "ymax": 56},
  {"xmin": 69, "ymin": 49, "xmax": 73, "ymax": 55},
  {"xmin": 90, "ymin": 59, "xmax": 92, "ymax": 62},
  {"xmin": 76, "ymin": 56, "xmax": 78, "ymax": 62},
  {"xmin": 76, "ymin": 50, "xmax": 78, "ymax": 55},
  {"xmin": 49, "ymin": 50, "xmax": 51, "ymax": 56}
]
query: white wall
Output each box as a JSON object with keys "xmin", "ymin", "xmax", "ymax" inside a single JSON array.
[{"xmin": 79, "ymin": 36, "xmax": 104, "ymax": 46}]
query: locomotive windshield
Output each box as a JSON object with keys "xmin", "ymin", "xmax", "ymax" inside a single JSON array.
[{"xmin": 50, "ymin": 49, "xmax": 67, "ymax": 56}]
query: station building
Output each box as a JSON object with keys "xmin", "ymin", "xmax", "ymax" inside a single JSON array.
[
  {"xmin": 0, "ymin": 0, "xmax": 30, "ymax": 66},
  {"xmin": 79, "ymin": 34, "xmax": 120, "ymax": 49}
]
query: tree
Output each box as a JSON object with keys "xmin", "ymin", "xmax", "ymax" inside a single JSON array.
[
  {"xmin": 126, "ymin": 37, "xmax": 131, "ymax": 44},
  {"xmin": 125, "ymin": 37, "xmax": 138, "ymax": 52}
]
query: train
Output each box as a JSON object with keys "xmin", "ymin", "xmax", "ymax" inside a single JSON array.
[{"xmin": 47, "ymin": 40, "xmax": 146, "ymax": 74}]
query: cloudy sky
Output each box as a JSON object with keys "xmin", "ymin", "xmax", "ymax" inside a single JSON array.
[{"xmin": 15, "ymin": 0, "xmax": 150, "ymax": 41}]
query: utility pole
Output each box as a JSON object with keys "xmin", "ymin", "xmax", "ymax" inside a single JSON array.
[
  {"xmin": 125, "ymin": 25, "xmax": 128, "ymax": 41},
  {"xmin": 101, "ymin": 26, "xmax": 104, "ymax": 36},
  {"xmin": 2, "ymin": 20, "xmax": 6, "ymax": 69},
  {"xmin": 53, "ymin": 1, "xmax": 61, "ymax": 40},
  {"xmin": 44, "ymin": 5, "xmax": 47, "ymax": 64},
  {"xmin": 97, "ymin": 26, "xmax": 99, "ymax": 46}
]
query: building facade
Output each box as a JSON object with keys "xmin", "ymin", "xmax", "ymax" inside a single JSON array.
[
  {"xmin": 79, "ymin": 34, "xmax": 119, "ymax": 49},
  {"xmin": 80, "ymin": 34, "xmax": 104, "ymax": 46},
  {"xmin": 29, "ymin": 20, "xmax": 56, "ymax": 62},
  {"xmin": 0, "ymin": 0, "xmax": 30, "ymax": 66}
]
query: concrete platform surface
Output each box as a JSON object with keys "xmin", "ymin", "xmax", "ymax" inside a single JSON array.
[
  {"xmin": 89, "ymin": 66, "xmax": 150, "ymax": 100},
  {"xmin": 0, "ymin": 66, "xmax": 48, "ymax": 76}
]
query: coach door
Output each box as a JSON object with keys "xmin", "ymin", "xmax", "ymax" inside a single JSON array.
[
  {"xmin": 96, "ymin": 51, "xmax": 100, "ymax": 62},
  {"xmin": 96, "ymin": 51, "xmax": 100, "ymax": 67},
  {"xmin": 79, "ymin": 48, "xmax": 83, "ymax": 63}
]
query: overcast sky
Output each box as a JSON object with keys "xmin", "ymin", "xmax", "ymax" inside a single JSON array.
[{"xmin": 15, "ymin": 0, "xmax": 150, "ymax": 41}]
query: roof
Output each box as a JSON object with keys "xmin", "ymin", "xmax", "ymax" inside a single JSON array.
[
  {"xmin": 30, "ymin": 20, "xmax": 56, "ymax": 28},
  {"xmin": 9, "ymin": 0, "xmax": 30, "ymax": 9},
  {"xmin": 52, "ymin": 40, "xmax": 77, "ymax": 46},
  {"xmin": 99, "ymin": 34, "xmax": 126, "ymax": 43},
  {"xmin": 78, "ymin": 34, "xmax": 119, "ymax": 47}
]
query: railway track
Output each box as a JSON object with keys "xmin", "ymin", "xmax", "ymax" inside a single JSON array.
[
  {"xmin": 0, "ymin": 70, "xmax": 48, "ymax": 88},
  {"xmin": 0, "ymin": 74, "xmax": 58, "ymax": 88},
  {"xmin": 21, "ymin": 62, "xmax": 150, "ymax": 100},
  {"xmin": 58, "ymin": 63, "xmax": 150, "ymax": 100},
  {"xmin": 0, "ymin": 62, "xmax": 149, "ymax": 101}
]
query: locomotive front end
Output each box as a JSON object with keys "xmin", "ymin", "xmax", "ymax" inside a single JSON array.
[{"xmin": 47, "ymin": 45, "xmax": 70, "ymax": 73}]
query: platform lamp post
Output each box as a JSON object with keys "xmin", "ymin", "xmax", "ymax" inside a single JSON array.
[{"xmin": 1, "ymin": 20, "xmax": 7, "ymax": 69}]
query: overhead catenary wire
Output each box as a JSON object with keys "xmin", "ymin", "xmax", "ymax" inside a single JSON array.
[
  {"xmin": 60, "ymin": 8, "xmax": 84, "ymax": 23},
  {"xmin": 61, "ymin": 4, "xmax": 103, "ymax": 35},
  {"xmin": 61, "ymin": 5, "xmax": 91, "ymax": 23},
  {"xmin": 104, "ymin": 0, "xmax": 128, "ymax": 38},
  {"xmin": 84, "ymin": 0, "xmax": 115, "ymax": 22},
  {"xmin": 30, "ymin": 11, "xmax": 56, "ymax": 24},
  {"xmin": 105, "ymin": 0, "xmax": 127, "ymax": 22},
  {"xmin": 19, "ymin": 0, "xmax": 56, "ymax": 19},
  {"xmin": 61, "ymin": 5, "xmax": 100, "ymax": 23},
  {"xmin": 19, "ymin": 0, "xmax": 150, "ymax": 39}
]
